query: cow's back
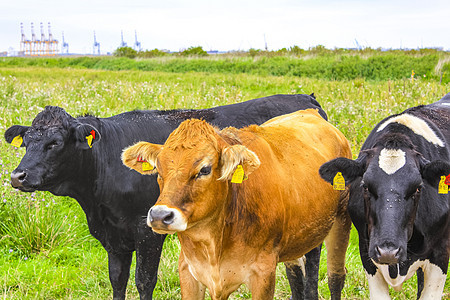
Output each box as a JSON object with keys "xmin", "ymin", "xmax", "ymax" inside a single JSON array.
[
  {"xmin": 259, "ymin": 108, "xmax": 351, "ymax": 163},
  {"xmin": 435, "ymin": 91, "xmax": 450, "ymax": 105},
  {"xmin": 360, "ymin": 100, "xmax": 450, "ymax": 160},
  {"xmin": 208, "ymin": 94, "xmax": 328, "ymax": 127}
]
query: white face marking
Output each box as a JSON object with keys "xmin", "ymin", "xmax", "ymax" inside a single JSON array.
[
  {"xmin": 441, "ymin": 103, "xmax": 450, "ymax": 106},
  {"xmin": 377, "ymin": 113, "xmax": 444, "ymax": 147},
  {"xmin": 378, "ymin": 148, "xmax": 406, "ymax": 175}
]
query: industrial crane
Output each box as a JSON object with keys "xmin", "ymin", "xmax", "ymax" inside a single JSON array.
[
  {"xmin": 20, "ymin": 23, "xmax": 32, "ymax": 56},
  {"xmin": 93, "ymin": 31, "xmax": 100, "ymax": 55},
  {"xmin": 134, "ymin": 30, "xmax": 142, "ymax": 51},
  {"xmin": 61, "ymin": 31, "xmax": 69, "ymax": 54},
  {"xmin": 47, "ymin": 22, "xmax": 58, "ymax": 55},
  {"xmin": 20, "ymin": 22, "xmax": 59, "ymax": 56},
  {"xmin": 39, "ymin": 22, "xmax": 47, "ymax": 55},
  {"xmin": 120, "ymin": 30, "xmax": 127, "ymax": 48},
  {"xmin": 31, "ymin": 22, "xmax": 37, "ymax": 56}
]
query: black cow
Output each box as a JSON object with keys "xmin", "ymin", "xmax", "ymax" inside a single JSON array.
[
  {"xmin": 4, "ymin": 94, "xmax": 326, "ymax": 300},
  {"xmin": 319, "ymin": 93, "xmax": 450, "ymax": 299}
]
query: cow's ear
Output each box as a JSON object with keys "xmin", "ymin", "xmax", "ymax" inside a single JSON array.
[
  {"xmin": 420, "ymin": 159, "xmax": 450, "ymax": 188},
  {"xmin": 73, "ymin": 123, "xmax": 101, "ymax": 149},
  {"xmin": 319, "ymin": 151, "xmax": 370, "ymax": 185},
  {"xmin": 219, "ymin": 145, "xmax": 260, "ymax": 181},
  {"xmin": 4, "ymin": 125, "xmax": 29, "ymax": 147},
  {"xmin": 122, "ymin": 141, "xmax": 161, "ymax": 175}
]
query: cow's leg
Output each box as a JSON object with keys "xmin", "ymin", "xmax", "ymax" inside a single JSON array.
[
  {"xmin": 285, "ymin": 258, "xmax": 305, "ymax": 300},
  {"xmin": 285, "ymin": 244, "xmax": 322, "ymax": 300},
  {"xmin": 324, "ymin": 213, "xmax": 351, "ymax": 300},
  {"xmin": 248, "ymin": 268, "xmax": 277, "ymax": 300},
  {"xmin": 366, "ymin": 269, "xmax": 390, "ymax": 300},
  {"xmin": 416, "ymin": 267, "xmax": 424, "ymax": 299},
  {"xmin": 179, "ymin": 250, "xmax": 206, "ymax": 300},
  {"xmin": 108, "ymin": 251, "xmax": 133, "ymax": 300},
  {"xmin": 303, "ymin": 244, "xmax": 321, "ymax": 299},
  {"xmin": 135, "ymin": 231, "xmax": 166, "ymax": 300},
  {"xmin": 418, "ymin": 262, "xmax": 447, "ymax": 300},
  {"xmin": 418, "ymin": 247, "xmax": 449, "ymax": 300}
]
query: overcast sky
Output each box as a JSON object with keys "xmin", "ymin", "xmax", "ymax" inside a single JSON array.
[{"xmin": 1, "ymin": 0, "xmax": 449, "ymax": 54}]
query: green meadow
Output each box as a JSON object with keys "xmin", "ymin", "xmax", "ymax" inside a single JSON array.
[{"xmin": 0, "ymin": 57, "xmax": 449, "ymax": 299}]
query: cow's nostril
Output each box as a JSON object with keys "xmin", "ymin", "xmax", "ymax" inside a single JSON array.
[
  {"xmin": 11, "ymin": 171, "xmax": 27, "ymax": 187},
  {"xmin": 376, "ymin": 246, "xmax": 401, "ymax": 264},
  {"xmin": 162, "ymin": 211, "xmax": 175, "ymax": 225},
  {"xmin": 149, "ymin": 207, "xmax": 176, "ymax": 226}
]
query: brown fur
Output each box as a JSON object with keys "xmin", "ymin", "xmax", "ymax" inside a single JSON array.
[
  {"xmin": 122, "ymin": 109, "xmax": 352, "ymax": 299},
  {"xmin": 165, "ymin": 119, "xmax": 220, "ymax": 150}
]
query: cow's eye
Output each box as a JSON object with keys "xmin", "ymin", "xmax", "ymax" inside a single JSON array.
[
  {"xmin": 362, "ymin": 183, "xmax": 369, "ymax": 193},
  {"xmin": 197, "ymin": 166, "xmax": 211, "ymax": 177},
  {"xmin": 46, "ymin": 141, "xmax": 60, "ymax": 150},
  {"xmin": 415, "ymin": 185, "xmax": 423, "ymax": 194},
  {"xmin": 409, "ymin": 184, "xmax": 423, "ymax": 196}
]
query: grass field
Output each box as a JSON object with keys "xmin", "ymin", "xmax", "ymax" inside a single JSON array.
[{"xmin": 0, "ymin": 66, "xmax": 449, "ymax": 299}]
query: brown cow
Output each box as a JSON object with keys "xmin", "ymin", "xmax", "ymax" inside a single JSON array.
[{"xmin": 122, "ymin": 109, "xmax": 352, "ymax": 300}]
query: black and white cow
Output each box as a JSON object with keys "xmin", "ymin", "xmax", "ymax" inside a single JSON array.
[
  {"xmin": 319, "ymin": 93, "xmax": 450, "ymax": 299},
  {"xmin": 4, "ymin": 94, "xmax": 326, "ymax": 300}
]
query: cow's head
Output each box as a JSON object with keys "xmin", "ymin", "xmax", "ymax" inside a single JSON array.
[
  {"xmin": 319, "ymin": 132, "xmax": 450, "ymax": 265},
  {"xmin": 122, "ymin": 119, "xmax": 260, "ymax": 235},
  {"xmin": 4, "ymin": 106, "xmax": 100, "ymax": 194}
]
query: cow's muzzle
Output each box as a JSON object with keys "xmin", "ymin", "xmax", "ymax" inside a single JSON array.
[
  {"xmin": 149, "ymin": 206, "xmax": 175, "ymax": 225},
  {"xmin": 374, "ymin": 245, "xmax": 401, "ymax": 265},
  {"xmin": 147, "ymin": 205, "xmax": 187, "ymax": 233},
  {"xmin": 10, "ymin": 170, "xmax": 36, "ymax": 192}
]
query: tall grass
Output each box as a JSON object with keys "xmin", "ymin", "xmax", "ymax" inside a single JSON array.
[
  {"xmin": 0, "ymin": 66, "xmax": 448, "ymax": 299},
  {"xmin": 0, "ymin": 192, "xmax": 87, "ymax": 257}
]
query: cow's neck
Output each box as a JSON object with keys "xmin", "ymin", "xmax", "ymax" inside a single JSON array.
[
  {"xmin": 178, "ymin": 209, "xmax": 227, "ymax": 254},
  {"xmin": 53, "ymin": 154, "xmax": 98, "ymax": 215},
  {"xmin": 178, "ymin": 223, "xmax": 227, "ymax": 295}
]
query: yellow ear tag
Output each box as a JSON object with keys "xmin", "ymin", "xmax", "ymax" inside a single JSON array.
[
  {"xmin": 11, "ymin": 135, "xmax": 23, "ymax": 147},
  {"xmin": 333, "ymin": 172, "xmax": 345, "ymax": 191},
  {"xmin": 231, "ymin": 165, "xmax": 246, "ymax": 183},
  {"xmin": 86, "ymin": 134, "xmax": 93, "ymax": 148},
  {"xmin": 438, "ymin": 176, "xmax": 448, "ymax": 194},
  {"xmin": 142, "ymin": 161, "xmax": 154, "ymax": 171}
]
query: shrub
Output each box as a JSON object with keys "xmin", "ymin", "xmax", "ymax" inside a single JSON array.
[
  {"xmin": 248, "ymin": 48, "xmax": 261, "ymax": 57},
  {"xmin": 179, "ymin": 46, "xmax": 207, "ymax": 56},
  {"xmin": 138, "ymin": 49, "xmax": 169, "ymax": 58},
  {"xmin": 113, "ymin": 47, "xmax": 138, "ymax": 58},
  {"xmin": 289, "ymin": 46, "xmax": 305, "ymax": 56}
]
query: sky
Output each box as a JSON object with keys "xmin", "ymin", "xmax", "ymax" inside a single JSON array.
[{"xmin": 1, "ymin": 0, "xmax": 449, "ymax": 55}]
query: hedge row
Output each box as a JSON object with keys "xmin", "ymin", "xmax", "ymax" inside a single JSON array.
[{"xmin": 1, "ymin": 54, "xmax": 449, "ymax": 82}]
